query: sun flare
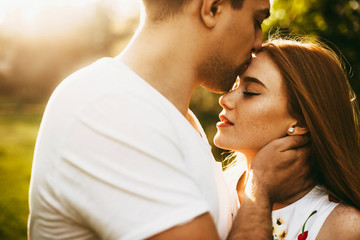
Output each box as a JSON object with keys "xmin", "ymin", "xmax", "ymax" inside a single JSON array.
[{"xmin": 0, "ymin": 0, "xmax": 141, "ymax": 38}]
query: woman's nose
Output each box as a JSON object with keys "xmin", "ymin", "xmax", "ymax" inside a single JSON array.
[{"xmin": 219, "ymin": 92, "xmax": 235, "ymax": 110}]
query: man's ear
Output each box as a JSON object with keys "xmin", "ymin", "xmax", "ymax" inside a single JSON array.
[{"xmin": 200, "ymin": 0, "xmax": 223, "ymax": 28}]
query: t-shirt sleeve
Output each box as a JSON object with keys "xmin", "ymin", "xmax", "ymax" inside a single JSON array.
[{"xmin": 56, "ymin": 92, "xmax": 210, "ymax": 240}]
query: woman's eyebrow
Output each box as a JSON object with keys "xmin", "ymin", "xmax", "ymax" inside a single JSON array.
[{"xmin": 242, "ymin": 76, "xmax": 267, "ymax": 89}]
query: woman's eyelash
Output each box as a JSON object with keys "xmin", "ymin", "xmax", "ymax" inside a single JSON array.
[{"xmin": 243, "ymin": 91, "xmax": 261, "ymax": 96}]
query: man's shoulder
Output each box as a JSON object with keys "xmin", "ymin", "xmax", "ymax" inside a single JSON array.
[
  {"xmin": 62, "ymin": 57, "xmax": 135, "ymax": 88},
  {"xmin": 50, "ymin": 57, "xmax": 172, "ymax": 115}
]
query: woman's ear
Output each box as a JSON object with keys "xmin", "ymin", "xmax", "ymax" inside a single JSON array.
[
  {"xmin": 287, "ymin": 124, "xmax": 309, "ymax": 136},
  {"xmin": 200, "ymin": 0, "xmax": 223, "ymax": 28}
]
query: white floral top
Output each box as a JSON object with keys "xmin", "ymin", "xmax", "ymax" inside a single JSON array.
[{"xmin": 272, "ymin": 186, "xmax": 340, "ymax": 240}]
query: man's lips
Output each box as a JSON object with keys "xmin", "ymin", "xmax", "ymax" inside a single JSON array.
[{"xmin": 217, "ymin": 114, "xmax": 234, "ymax": 127}]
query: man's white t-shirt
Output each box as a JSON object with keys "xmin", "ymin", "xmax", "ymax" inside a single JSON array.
[{"xmin": 28, "ymin": 58, "xmax": 239, "ymax": 240}]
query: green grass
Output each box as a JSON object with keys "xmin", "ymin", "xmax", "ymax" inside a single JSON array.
[{"xmin": 0, "ymin": 114, "xmax": 42, "ymax": 240}]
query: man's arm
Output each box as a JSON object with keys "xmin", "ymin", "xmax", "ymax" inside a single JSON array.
[
  {"xmin": 146, "ymin": 135, "xmax": 311, "ymax": 240},
  {"xmin": 228, "ymin": 189, "xmax": 273, "ymax": 239},
  {"xmin": 228, "ymin": 135, "xmax": 311, "ymax": 239},
  {"xmin": 147, "ymin": 213, "xmax": 220, "ymax": 240}
]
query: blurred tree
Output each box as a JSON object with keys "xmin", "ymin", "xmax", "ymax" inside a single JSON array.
[{"xmin": 263, "ymin": 0, "xmax": 360, "ymax": 96}]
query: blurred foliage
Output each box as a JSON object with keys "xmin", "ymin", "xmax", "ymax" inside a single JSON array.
[
  {"xmin": 262, "ymin": 0, "xmax": 360, "ymax": 97},
  {"xmin": 0, "ymin": 114, "xmax": 41, "ymax": 239}
]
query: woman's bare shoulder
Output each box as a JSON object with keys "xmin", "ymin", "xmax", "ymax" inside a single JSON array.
[{"xmin": 317, "ymin": 203, "xmax": 360, "ymax": 240}]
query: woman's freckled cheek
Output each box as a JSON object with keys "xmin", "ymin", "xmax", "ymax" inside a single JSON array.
[
  {"xmin": 233, "ymin": 104, "xmax": 264, "ymax": 138},
  {"xmin": 235, "ymin": 98, "xmax": 285, "ymax": 138}
]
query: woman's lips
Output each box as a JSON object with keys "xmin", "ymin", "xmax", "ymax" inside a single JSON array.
[{"xmin": 217, "ymin": 114, "xmax": 234, "ymax": 128}]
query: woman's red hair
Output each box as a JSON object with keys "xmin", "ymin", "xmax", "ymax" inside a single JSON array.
[{"xmin": 262, "ymin": 38, "xmax": 360, "ymax": 209}]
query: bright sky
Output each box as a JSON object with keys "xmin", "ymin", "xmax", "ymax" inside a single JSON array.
[
  {"xmin": 0, "ymin": 0, "xmax": 141, "ymax": 36},
  {"xmin": 0, "ymin": 0, "xmax": 141, "ymax": 18}
]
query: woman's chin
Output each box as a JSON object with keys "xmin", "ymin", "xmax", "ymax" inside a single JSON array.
[
  {"xmin": 213, "ymin": 135, "xmax": 221, "ymax": 148},
  {"xmin": 213, "ymin": 136, "xmax": 228, "ymax": 150}
]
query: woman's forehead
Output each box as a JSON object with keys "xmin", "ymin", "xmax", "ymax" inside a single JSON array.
[{"xmin": 241, "ymin": 52, "xmax": 283, "ymax": 89}]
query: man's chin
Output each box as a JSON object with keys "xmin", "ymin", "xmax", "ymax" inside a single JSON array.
[
  {"xmin": 238, "ymin": 56, "xmax": 253, "ymax": 75},
  {"xmin": 238, "ymin": 65, "xmax": 248, "ymax": 75},
  {"xmin": 238, "ymin": 62, "xmax": 251, "ymax": 75},
  {"xmin": 200, "ymin": 84, "xmax": 224, "ymax": 94},
  {"xmin": 201, "ymin": 80, "xmax": 236, "ymax": 94}
]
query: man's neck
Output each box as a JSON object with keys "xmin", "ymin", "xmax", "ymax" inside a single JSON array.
[{"xmin": 116, "ymin": 23, "xmax": 201, "ymax": 117}]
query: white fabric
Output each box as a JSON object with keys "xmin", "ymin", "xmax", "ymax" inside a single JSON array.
[
  {"xmin": 224, "ymin": 160, "xmax": 339, "ymax": 240},
  {"xmin": 272, "ymin": 186, "xmax": 339, "ymax": 240},
  {"xmin": 28, "ymin": 58, "xmax": 238, "ymax": 240}
]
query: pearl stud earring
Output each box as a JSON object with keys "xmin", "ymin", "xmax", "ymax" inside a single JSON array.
[{"xmin": 288, "ymin": 127, "xmax": 295, "ymax": 133}]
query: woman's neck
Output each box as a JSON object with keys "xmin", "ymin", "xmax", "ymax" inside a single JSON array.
[
  {"xmin": 241, "ymin": 152, "xmax": 316, "ymax": 211},
  {"xmin": 272, "ymin": 184, "xmax": 316, "ymax": 210}
]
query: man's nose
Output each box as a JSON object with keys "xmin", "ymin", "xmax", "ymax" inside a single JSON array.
[{"xmin": 253, "ymin": 29, "xmax": 263, "ymax": 52}]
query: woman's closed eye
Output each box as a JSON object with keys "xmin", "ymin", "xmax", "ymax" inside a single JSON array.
[
  {"xmin": 243, "ymin": 91, "xmax": 261, "ymax": 96},
  {"xmin": 241, "ymin": 77, "xmax": 266, "ymax": 96}
]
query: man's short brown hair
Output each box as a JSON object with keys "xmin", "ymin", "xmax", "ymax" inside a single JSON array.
[{"xmin": 143, "ymin": 0, "xmax": 246, "ymax": 21}]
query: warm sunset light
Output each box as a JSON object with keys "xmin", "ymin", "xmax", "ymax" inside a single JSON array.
[
  {"xmin": 0, "ymin": 0, "xmax": 141, "ymax": 105},
  {"xmin": 1, "ymin": 1, "xmax": 359, "ymax": 239},
  {"xmin": 0, "ymin": 0, "xmax": 140, "ymax": 38}
]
